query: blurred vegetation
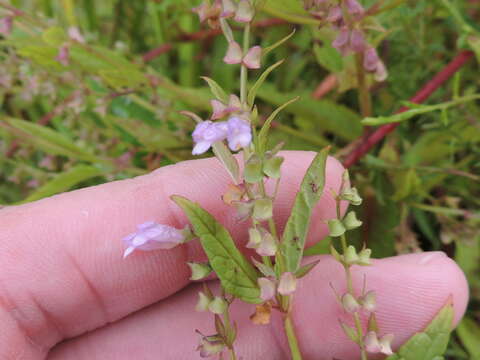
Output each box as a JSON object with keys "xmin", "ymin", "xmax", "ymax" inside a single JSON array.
[{"xmin": 0, "ymin": 0, "xmax": 479, "ymax": 358}]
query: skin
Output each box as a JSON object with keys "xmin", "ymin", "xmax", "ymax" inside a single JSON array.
[{"xmin": 0, "ymin": 151, "xmax": 469, "ymax": 360}]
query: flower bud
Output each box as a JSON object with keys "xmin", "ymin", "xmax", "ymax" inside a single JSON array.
[
  {"xmin": 242, "ymin": 46, "xmax": 262, "ymax": 69},
  {"xmin": 258, "ymin": 277, "xmax": 276, "ymax": 301},
  {"xmin": 188, "ymin": 262, "xmax": 212, "ymax": 281},
  {"xmin": 208, "ymin": 296, "xmax": 228, "ymax": 315},
  {"xmin": 253, "ymin": 198, "xmax": 273, "ymax": 221},
  {"xmin": 358, "ymin": 247, "xmax": 372, "ymax": 266},
  {"xmin": 196, "ymin": 291, "xmax": 212, "ymax": 312},
  {"xmin": 221, "ymin": 0, "xmax": 237, "ymax": 18},
  {"xmin": 224, "ymin": 41, "xmax": 243, "ymax": 65},
  {"xmin": 234, "ymin": 0, "xmax": 255, "ymax": 23},
  {"xmin": 343, "ymin": 211, "xmax": 363, "ymax": 230},
  {"xmin": 364, "ymin": 331, "xmax": 394, "ymax": 355},
  {"xmin": 340, "ymin": 187, "xmax": 362, "ymax": 205},
  {"xmin": 341, "ymin": 293, "xmax": 360, "ymax": 313},
  {"xmin": 256, "ymin": 231, "xmax": 277, "ymax": 257},
  {"xmin": 247, "ymin": 227, "xmax": 262, "ymax": 249},
  {"xmin": 328, "ymin": 219, "xmax": 346, "ymax": 237},
  {"xmin": 278, "ymin": 272, "xmax": 297, "ymax": 295},
  {"xmin": 360, "ymin": 290, "xmax": 376, "ymax": 312},
  {"xmin": 344, "ymin": 245, "xmax": 360, "ymax": 265}
]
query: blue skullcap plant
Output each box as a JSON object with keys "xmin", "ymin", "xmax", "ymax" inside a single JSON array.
[{"xmin": 119, "ymin": 1, "xmax": 393, "ymax": 358}]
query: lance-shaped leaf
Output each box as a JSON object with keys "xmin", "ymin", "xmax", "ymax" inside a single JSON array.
[
  {"xmin": 212, "ymin": 142, "xmax": 241, "ymax": 185},
  {"xmin": 386, "ymin": 301, "xmax": 454, "ymax": 360},
  {"xmin": 201, "ymin": 76, "xmax": 229, "ymax": 103},
  {"xmin": 22, "ymin": 165, "xmax": 104, "ymax": 203},
  {"xmin": 247, "ymin": 59, "xmax": 284, "ymax": 108},
  {"xmin": 172, "ymin": 196, "xmax": 261, "ymax": 304},
  {"xmin": 281, "ymin": 147, "xmax": 329, "ymax": 272}
]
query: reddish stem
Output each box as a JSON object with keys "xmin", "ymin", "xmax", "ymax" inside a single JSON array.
[{"xmin": 343, "ymin": 50, "xmax": 474, "ymax": 168}]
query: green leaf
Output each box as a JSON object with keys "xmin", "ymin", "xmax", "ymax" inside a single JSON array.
[
  {"xmin": 456, "ymin": 317, "xmax": 480, "ymax": 359},
  {"xmin": 212, "ymin": 142, "xmax": 241, "ymax": 184},
  {"xmin": 171, "ymin": 196, "xmax": 261, "ymax": 304},
  {"xmin": 262, "ymin": 0, "xmax": 319, "ymax": 25},
  {"xmin": 386, "ymin": 302, "xmax": 454, "ymax": 360},
  {"xmin": 22, "ymin": 165, "xmax": 104, "ymax": 203},
  {"xmin": 313, "ymin": 42, "xmax": 343, "ymax": 73},
  {"xmin": 281, "ymin": 147, "xmax": 330, "ymax": 272},
  {"xmin": 294, "ymin": 259, "xmax": 320, "ymax": 278},
  {"xmin": 257, "ymin": 96, "xmax": 299, "ymax": 154},
  {"xmin": 255, "ymin": 83, "xmax": 361, "ymax": 140},
  {"xmin": 201, "ymin": 76, "xmax": 229, "ymax": 103},
  {"xmin": 262, "ymin": 29, "xmax": 296, "ymax": 58},
  {"xmin": 42, "ymin": 27, "xmax": 67, "ymax": 47},
  {"xmin": 3, "ymin": 118, "xmax": 100, "ymax": 163},
  {"xmin": 362, "ymin": 95, "xmax": 480, "ymax": 126},
  {"xmin": 247, "ymin": 60, "xmax": 284, "ymax": 107}
]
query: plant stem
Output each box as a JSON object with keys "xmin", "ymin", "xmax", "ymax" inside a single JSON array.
[
  {"xmin": 284, "ymin": 313, "xmax": 303, "ymax": 360},
  {"xmin": 240, "ymin": 23, "xmax": 250, "ymax": 104},
  {"xmin": 355, "ymin": 52, "xmax": 372, "ymax": 118},
  {"xmin": 343, "ymin": 50, "xmax": 474, "ymax": 168}
]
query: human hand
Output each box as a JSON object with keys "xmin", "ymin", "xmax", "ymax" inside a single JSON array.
[{"xmin": 0, "ymin": 151, "xmax": 468, "ymax": 359}]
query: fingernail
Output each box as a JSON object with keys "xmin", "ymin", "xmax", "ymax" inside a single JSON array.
[{"xmin": 417, "ymin": 251, "xmax": 447, "ymax": 265}]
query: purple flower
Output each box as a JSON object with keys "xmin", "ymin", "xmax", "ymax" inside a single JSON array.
[
  {"xmin": 192, "ymin": 120, "xmax": 229, "ymax": 155},
  {"xmin": 55, "ymin": 45, "xmax": 70, "ymax": 66},
  {"xmin": 0, "ymin": 16, "xmax": 13, "ymax": 36},
  {"xmin": 332, "ymin": 27, "xmax": 366, "ymax": 55},
  {"xmin": 123, "ymin": 221, "xmax": 185, "ymax": 258},
  {"xmin": 363, "ymin": 47, "xmax": 388, "ymax": 81},
  {"xmin": 345, "ymin": 0, "xmax": 365, "ymax": 16},
  {"xmin": 226, "ymin": 116, "xmax": 252, "ymax": 151}
]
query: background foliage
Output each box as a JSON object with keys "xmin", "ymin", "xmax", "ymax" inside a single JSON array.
[{"xmin": 0, "ymin": 0, "xmax": 478, "ymax": 358}]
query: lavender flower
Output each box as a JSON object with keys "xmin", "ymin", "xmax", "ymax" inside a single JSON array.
[
  {"xmin": 55, "ymin": 45, "xmax": 70, "ymax": 66},
  {"xmin": 192, "ymin": 120, "xmax": 229, "ymax": 155},
  {"xmin": 0, "ymin": 16, "xmax": 13, "ymax": 36},
  {"xmin": 363, "ymin": 47, "xmax": 388, "ymax": 81},
  {"xmin": 123, "ymin": 221, "xmax": 185, "ymax": 258},
  {"xmin": 226, "ymin": 116, "xmax": 252, "ymax": 151},
  {"xmin": 332, "ymin": 27, "xmax": 366, "ymax": 55}
]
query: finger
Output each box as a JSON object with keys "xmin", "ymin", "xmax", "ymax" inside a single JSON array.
[
  {"xmin": 0, "ymin": 151, "xmax": 345, "ymax": 357},
  {"xmin": 47, "ymin": 252, "xmax": 468, "ymax": 360}
]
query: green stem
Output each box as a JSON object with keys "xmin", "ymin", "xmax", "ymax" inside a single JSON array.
[
  {"xmin": 284, "ymin": 313, "xmax": 303, "ymax": 360},
  {"xmin": 355, "ymin": 52, "xmax": 372, "ymax": 118},
  {"xmin": 338, "ymin": 199, "xmax": 368, "ymax": 360},
  {"xmin": 240, "ymin": 23, "xmax": 251, "ymax": 104},
  {"xmin": 223, "ymin": 305, "xmax": 238, "ymax": 360}
]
